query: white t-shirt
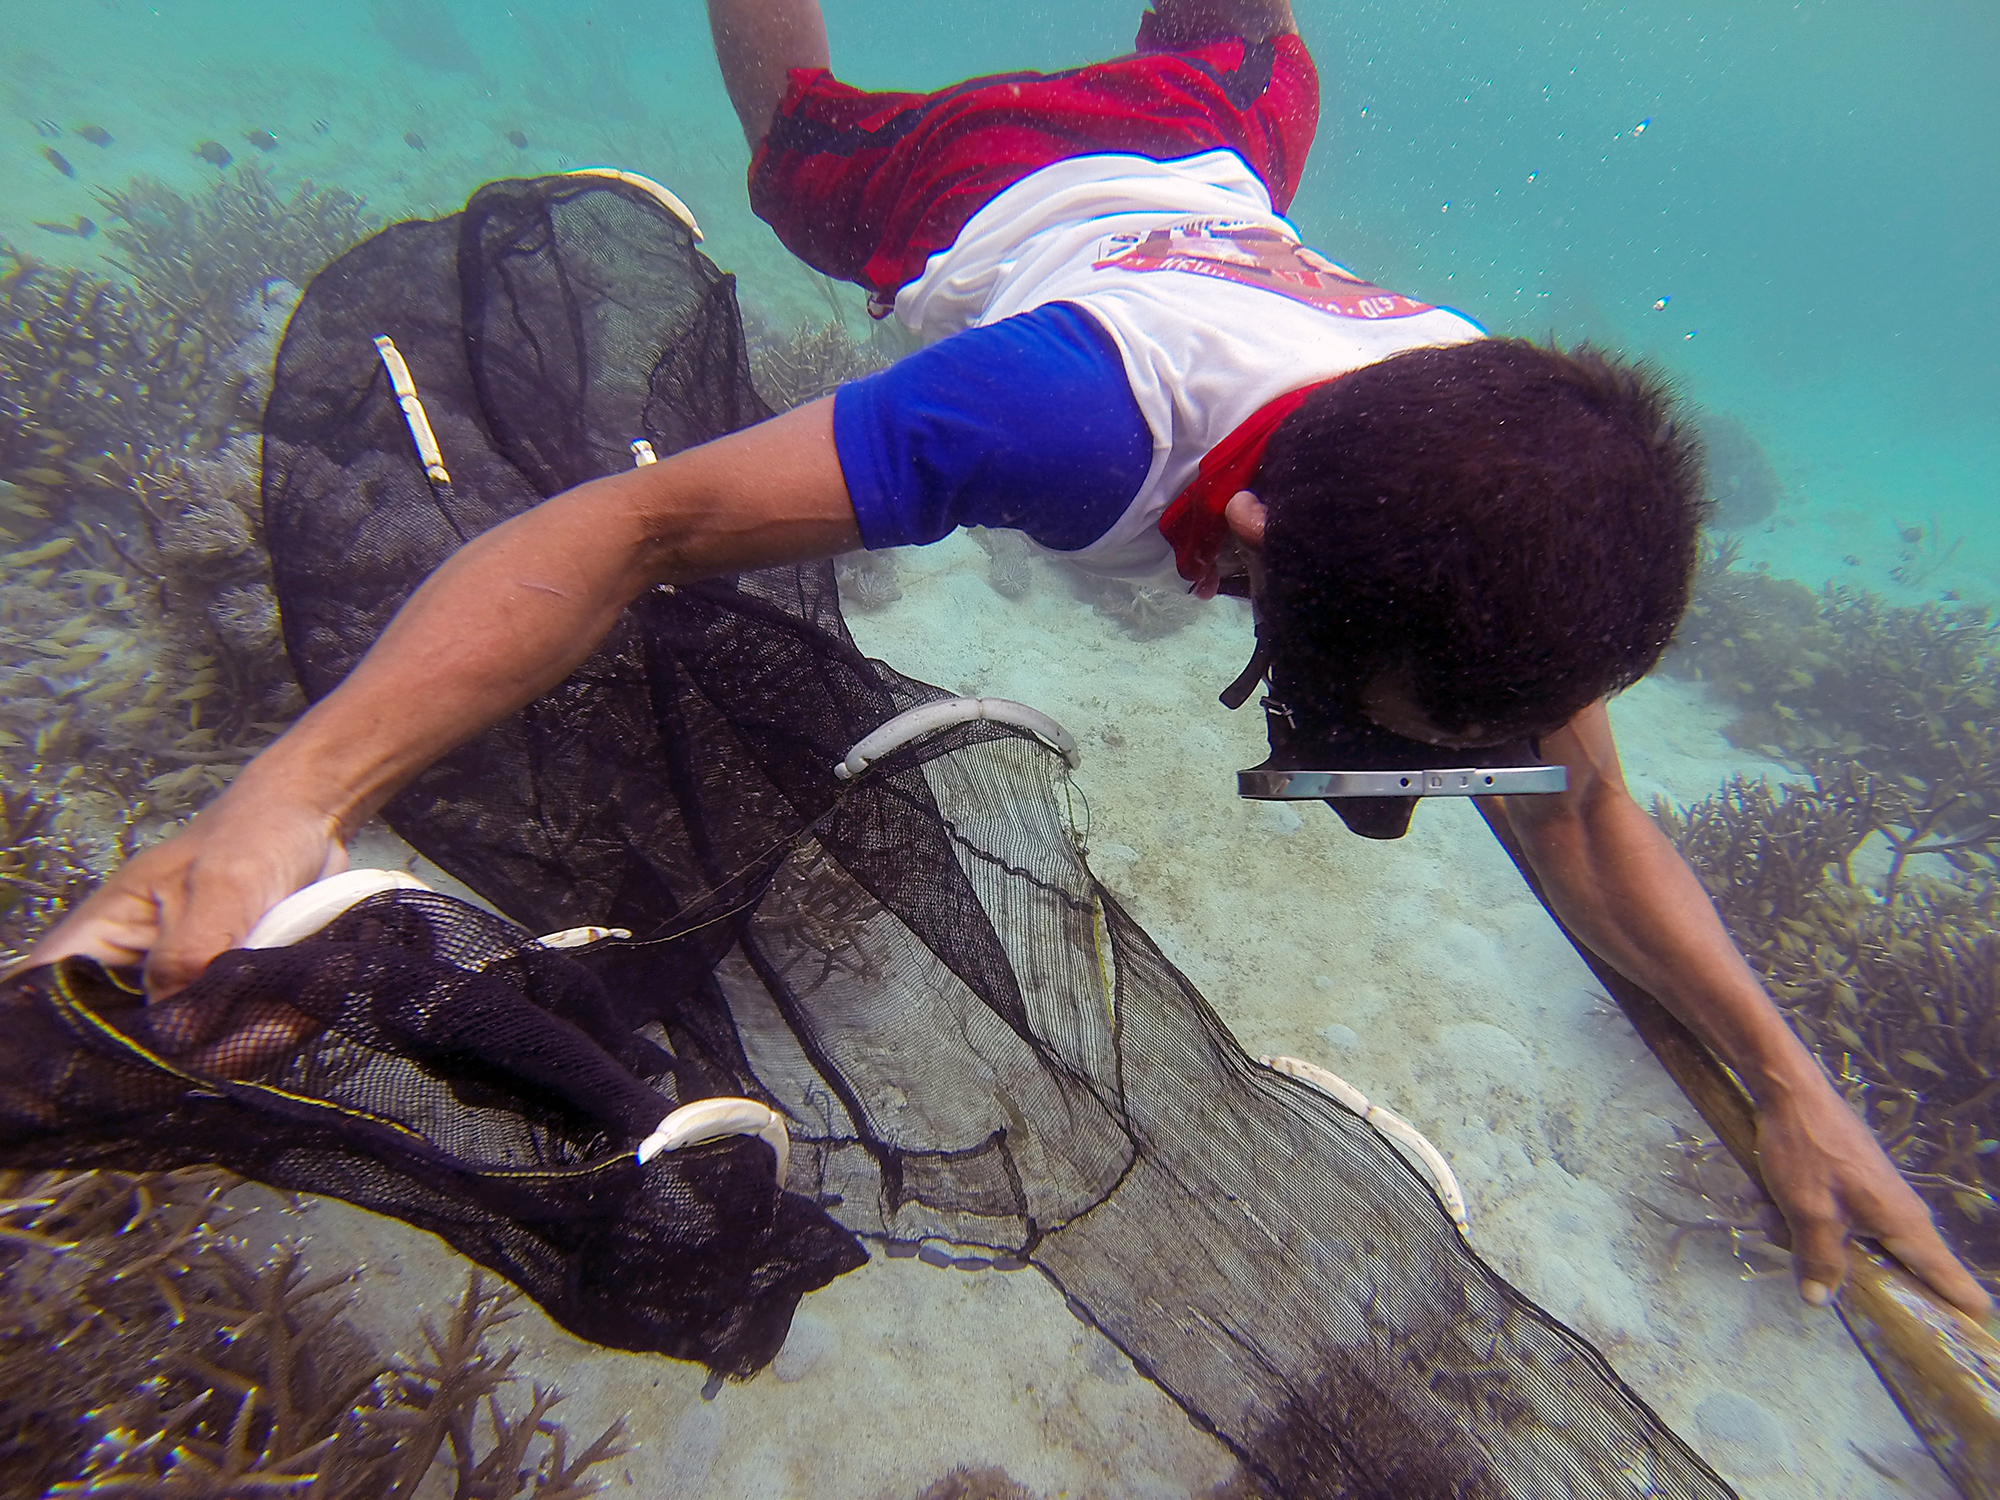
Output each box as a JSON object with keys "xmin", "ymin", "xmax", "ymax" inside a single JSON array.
[{"xmin": 893, "ymin": 150, "xmax": 1485, "ymax": 576}]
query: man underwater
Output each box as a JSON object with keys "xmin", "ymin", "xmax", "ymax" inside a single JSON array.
[{"xmin": 27, "ymin": 0, "xmax": 1991, "ymax": 1321}]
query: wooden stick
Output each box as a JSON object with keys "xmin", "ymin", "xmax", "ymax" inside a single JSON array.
[{"xmin": 1477, "ymin": 801, "xmax": 2000, "ymax": 1500}]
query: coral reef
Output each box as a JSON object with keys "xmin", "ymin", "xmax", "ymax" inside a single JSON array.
[
  {"xmin": 1650, "ymin": 544, "xmax": 2000, "ymax": 1290},
  {"xmin": 1664, "ymin": 541, "xmax": 2000, "ymax": 889},
  {"xmin": 1, "ymin": 430, "xmax": 306, "ymax": 853},
  {"xmin": 1632, "ymin": 1125, "xmax": 1789, "ymax": 1279},
  {"xmin": 1, "ymin": 169, "xmax": 370, "ymax": 939},
  {"xmin": 913, "ymin": 1467, "xmax": 1044, "ymax": 1500},
  {"xmin": 94, "ymin": 167, "xmax": 371, "ymax": 353},
  {"xmin": 367, "ymin": 0, "xmax": 480, "ymax": 74},
  {"xmin": 1889, "ymin": 516, "xmax": 1966, "ymax": 590},
  {"xmin": 0, "ymin": 1168, "xmax": 629, "ymax": 1498},
  {"xmin": 1658, "ymin": 775, "xmax": 1998, "ymax": 1289},
  {"xmin": 834, "ymin": 550, "xmax": 904, "ymax": 611},
  {"xmin": 971, "ymin": 527, "xmax": 1034, "ymax": 600},
  {"xmin": 0, "ymin": 786, "xmax": 114, "ymax": 970},
  {"xmin": 0, "ymin": 251, "xmax": 209, "ymax": 518},
  {"xmin": 746, "ymin": 310, "xmax": 904, "ymax": 413},
  {"xmin": 1066, "ymin": 568, "xmax": 1198, "ymax": 640},
  {"xmin": 1694, "ymin": 411, "xmax": 1784, "ymax": 530}
]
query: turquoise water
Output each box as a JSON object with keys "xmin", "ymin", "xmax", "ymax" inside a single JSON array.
[
  {"xmin": 10, "ymin": 0, "xmax": 1995, "ymax": 579},
  {"xmin": 3, "ymin": 3, "xmax": 1997, "ymax": 1497}
]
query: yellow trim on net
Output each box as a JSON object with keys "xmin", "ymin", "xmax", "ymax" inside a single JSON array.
[{"xmin": 46, "ymin": 964, "xmax": 635, "ymax": 1184}]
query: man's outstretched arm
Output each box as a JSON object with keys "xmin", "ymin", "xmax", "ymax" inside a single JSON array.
[
  {"xmin": 24, "ymin": 398, "xmax": 857, "ymax": 997},
  {"xmin": 1494, "ymin": 701, "xmax": 1991, "ymax": 1319}
]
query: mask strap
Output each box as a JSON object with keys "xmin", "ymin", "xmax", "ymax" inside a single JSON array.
[{"xmin": 1219, "ymin": 637, "xmax": 1274, "ymax": 710}]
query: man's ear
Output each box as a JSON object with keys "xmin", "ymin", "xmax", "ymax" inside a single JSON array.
[{"xmin": 1223, "ymin": 490, "xmax": 1267, "ymax": 550}]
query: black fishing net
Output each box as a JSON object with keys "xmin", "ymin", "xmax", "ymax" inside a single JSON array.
[{"xmin": 1, "ymin": 173, "xmax": 1737, "ymax": 1498}]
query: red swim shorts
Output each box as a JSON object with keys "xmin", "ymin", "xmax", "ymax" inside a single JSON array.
[{"xmin": 748, "ymin": 18, "xmax": 1319, "ymax": 309}]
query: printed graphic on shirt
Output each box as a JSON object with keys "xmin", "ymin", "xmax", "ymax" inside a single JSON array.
[{"xmin": 1093, "ymin": 222, "xmax": 1434, "ymax": 320}]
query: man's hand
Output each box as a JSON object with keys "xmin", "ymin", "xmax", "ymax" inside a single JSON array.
[
  {"xmin": 1754, "ymin": 1074, "xmax": 1991, "ymax": 1316},
  {"xmin": 1504, "ymin": 701, "xmax": 1992, "ymax": 1321},
  {"xmin": 21, "ymin": 781, "xmax": 348, "ymax": 1001}
]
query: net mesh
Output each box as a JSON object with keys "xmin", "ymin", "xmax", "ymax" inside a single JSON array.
[{"xmin": 1, "ymin": 173, "xmax": 1736, "ymax": 1499}]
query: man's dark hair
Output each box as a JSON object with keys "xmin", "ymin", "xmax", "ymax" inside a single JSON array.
[{"xmin": 1258, "ymin": 338, "xmax": 1707, "ymax": 742}]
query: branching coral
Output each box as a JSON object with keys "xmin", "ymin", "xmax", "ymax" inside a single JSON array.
[
  {"xmin": 1664, "ymin": 542, "xmax": 2000, "ymax": 893},
  {"xmin": 759, "ymin": 841, "xmax": 888, "ymax": 995},
  {"xmin": 1, "ymin": 437, "xmax": 304, "ymax": 845},
  {"xmin": 0, "ymin": 1169, "xmax": 630, "ymax": 1499},
  {"xmin": 1669, "ymin": 541, "xmax": 1999, "ymax": 766},
  {"xmin": 0, "ymin": 786, "xmax": 116, "ymax": 970},
  {"xmin": 1651, "ymin": 544, "xmax": 2000, "ymax": 1290},
  {"xmin": 1, "ymin": 172, "xmax": 349, "ymax": 935},
  {"xmin": 94, "ymin": 168, "xmax": 373, "ymax": 350},
  {"xmin": 1657, "ymin": 776, "xmax": 1999, "ymax": 1291},
  {"xmin": 0, "ymin": 251, "xmax": 209, "ymax": 523},
  {"xmin": 1630, "ymin": 1126, "xmax": 1788, "ymax": 1280},
  {"xmin": 747, "ymin": 312, "xmax": 901, "ymax": 413}
]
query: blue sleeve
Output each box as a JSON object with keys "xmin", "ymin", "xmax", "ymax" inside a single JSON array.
[{"xmin": 832, "ymin": 302, "xmax": 1153, "ymax": 553}]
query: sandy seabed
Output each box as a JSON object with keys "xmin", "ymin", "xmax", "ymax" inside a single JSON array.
[
  {"xmin": 4, "ymin": 11, "xmax": 1979, "ymax": 1486},
  {"xmin": 305, "ymin": 532, "xmax": 1951, "ymax": 1500}
]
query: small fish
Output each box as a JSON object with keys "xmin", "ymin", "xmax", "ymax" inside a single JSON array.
[
  {"xmin": 34, "ymin": 118, "xmax": 62, "ymax": 139},
  {"xmin": 43, "ymin": 147, "xmax": 74, "ymax": 177},
  {"xmin": 244, "ymin": 128, "xmax": 279, "ymax": 152},
  {"xmin": 194, "ymin": 140, "xmax": 233, "ymax": 167},
  {"xmin": 33, "ymin": 215, "xmax": 97, "ymax": 238},
  {"xmin": 1652, "ymin": 295, "xmax": 1671, "ymax": 310},
  {"xmin": 312, "ymin": 117, "xmax": 331, "ymax": 134},
  {"xmin": 1842, "ymin": 554, "xmax": 1862, "ymax": 567},
  {"xmin": 403, "ymin": 131, "xmax": 426, "ymax": 151},
  {"xmin": 74, "ymin": 124, "xmax": 112, "ymax": 147},
  {"xmin": 3, "ymin": 537, "xmax": 77, "ymax": 567},
  {"xmin": 505, "ymin": 128, "xmax": 528, "ymax": 149}
]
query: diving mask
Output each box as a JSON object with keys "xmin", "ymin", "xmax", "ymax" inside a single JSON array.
[{"xmin": 1220, "ymin": 639, "xmax": 1567, "ymax": 840}]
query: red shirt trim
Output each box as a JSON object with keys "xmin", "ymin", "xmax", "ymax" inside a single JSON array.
[{"xmin": 1157, "ymin": 382, "xmax": 1334, "ymax": 596}]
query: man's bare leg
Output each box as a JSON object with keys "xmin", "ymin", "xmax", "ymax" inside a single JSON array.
[
  {"xmin": 708, "ymin": 3, "xmax": 1297, "ymax": 153},
  {"xmin": 708, "ymin": 0, "xmax": 830, "ymax": 150},
  {"xmin": 1149, "ymin": 0, "xmax": 1298, "ymax": 45}
]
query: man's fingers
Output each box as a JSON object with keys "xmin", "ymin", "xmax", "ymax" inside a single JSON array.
[
  {"xmin": 23, "ymin": 872, "xmax": 171, "ymax": 975},
  {"xmin": 1877, "ymin": 1229, "xmax": 1995, "ymax": 1323},
  {"xmin": 1788, "ymin": 1212, "xmax": 1850, "ymax": 1308},
  {"xmin": 143, "ymin": 857, "xmax": 272, "ymax": 1000}
]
